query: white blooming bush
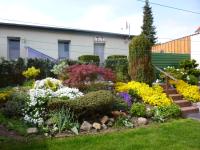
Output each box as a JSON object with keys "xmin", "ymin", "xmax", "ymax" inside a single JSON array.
[{"xmin": 24, "ymin": 77, "xmax": 83, "ymax": 126}]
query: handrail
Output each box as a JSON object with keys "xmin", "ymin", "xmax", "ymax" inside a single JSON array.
[
  {"xmin": 154, "ymin": 66, "xmax": 177, "ymax": 81},
  {"xmin": 154, "ymin": 66, "xmax": 177, "ymax": 95}
]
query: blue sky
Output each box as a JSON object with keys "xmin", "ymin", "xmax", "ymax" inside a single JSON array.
[{"xmin": 0, "ymin": 0, "xmax": 199, "ymax": 42}]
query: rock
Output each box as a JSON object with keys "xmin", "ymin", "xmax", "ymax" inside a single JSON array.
[
  {"xmin": 109, "ymin": 118, "xmax": 115, "ymax": 122},
  {"xmin": 101, "ymin": 124, "xmax": 108, "ymax": 130},
  {"xmin": 100, "ymin": 116, "xmax": 109, "ymax": 124},
  {"xmin": 137, "ymin": 117, "xmax": 148, "ymax": 126},
  {"xmin": 111, "ymin": 111, "xmax": 127, "ymax": 118},
  {"xmin": 131, "ymin": 117, "xmax": 138, "ymax": 124},
  {"xmin": 80, "ymin": 121, "xmax": 92, "ymax": 131},
  {"xmin": 107, "ymin": 121, "xmax": 113, "ymax": 127},
  {"xmin": 92, "ymin": 122, "xmax": 101, "ymax": 130},
  {"xmin": 27, "ymin": 127, "xmax": 38, "ymax": 134}
]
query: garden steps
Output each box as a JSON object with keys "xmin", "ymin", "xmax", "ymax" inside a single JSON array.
[
  {"xmin": 174, "ymin": 100, "xmax": 191, "ymax": 107},
  {"xmin": 181, "ymin": 106, "xmax": 199, "ymax": 115},
  {"xmin": 169, "ymin": 94, "xmax": 183, "ymax": 101},
  {"xmin": 160, "ymin": 83, "xmax": 199, "ymax": 116}
]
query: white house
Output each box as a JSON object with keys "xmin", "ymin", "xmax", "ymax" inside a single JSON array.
[{"xmin": 0, "ymin": 22, "xmax": 132, "ymax": 63}]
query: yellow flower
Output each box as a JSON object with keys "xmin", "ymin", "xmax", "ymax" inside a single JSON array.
[
  {"xmin": 22, "ymin": 66, "xmax": 40, "ymax": 79},
  {"xmin": 171, "ymin": 80, "xmax": 200, "ymax": 102},
  {"xmin": 115, "ymin": 81, "xmax": 172, "ymax": 106}
]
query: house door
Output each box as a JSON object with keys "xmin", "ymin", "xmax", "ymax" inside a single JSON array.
[
  {"xmin": 94, "ymin": 43, "xmax": 105, "ymax": 64},
  {"xmin": 58, "ymin": 41, "xmax": 69, "ymax": 60}
]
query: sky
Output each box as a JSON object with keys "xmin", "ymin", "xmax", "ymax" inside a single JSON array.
[{"xmin": 0, "ymin": 0, "xmax": 199, "ymax": 42}]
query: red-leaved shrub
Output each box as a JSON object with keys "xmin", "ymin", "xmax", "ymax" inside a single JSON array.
[{"xmin": 64, "ymin": 64, "xmax": 115, "ymax": 87}]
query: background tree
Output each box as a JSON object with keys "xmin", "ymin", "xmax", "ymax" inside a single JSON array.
[
  {"xmin": 141, "ymin": 0, "xmax": 157, "ymax": 46},
  {"xmin": 129, "ymin": 34, "xmax": 155, "ymax": 85}
]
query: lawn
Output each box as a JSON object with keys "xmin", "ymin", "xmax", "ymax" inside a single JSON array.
[{"xmin": 1, "ymin": 119, "xmax": 200, "ymax": 150}]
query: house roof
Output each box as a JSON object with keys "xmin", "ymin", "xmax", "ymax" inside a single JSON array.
[
  {"xmin": 0, "ymin": 22, "xmax": 134, "ymax": 38},
  {"xmin": 195, "ymin": 26, "xmax": 200, "ymax": 33}
]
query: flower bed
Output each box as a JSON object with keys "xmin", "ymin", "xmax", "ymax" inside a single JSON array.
[
  {"xmin": 115, "ymin": 81, "xmax": 172, "ymax": 106},
  {"xmin": 170, "ymin": 80, "xmax": 200, "ymax": 102},
  {"xmin": 24, "ymin": 78, "xmax": 83, "ymax": 125}
]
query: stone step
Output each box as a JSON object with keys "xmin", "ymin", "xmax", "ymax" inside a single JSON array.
[
  {"xmin": 169, "ymin": 94, "xmax": 183, "ymax": 100},
  {"xmin": 164, "ymin": 89, "xmax": 177, "ymax": 94},
  {"xmin": 159, "ymin": 83, "xmax": 171, "ymax": 89},
  {"xmin": 181, "ymin": 106, "xmax": 199, "ymax": 115},
  {"xmin": 174, "ymin": 100, "xmax": 191, "ymax": 107}
]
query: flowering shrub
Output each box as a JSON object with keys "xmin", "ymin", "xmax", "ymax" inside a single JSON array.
[
  {"xmin": 115, "ymin": 81, "xmax": 172, "ymax": 106},
  {"xmin": 51, "ymin": 61, "xmax": 69, "ymax": 80},
  {"xmin": 118, "ymin": 92, "xmax": 132, "ymax": 107},
  {"xmin": 22, "ymin": 66, "xmax": 40, "ymax": 79},
  {"xmin": 24, "ymin": 77, "xmax": 83, "ymax": 125},
  {"xmin": 64, "ymin": 64, "xmax": 115, "ymax": 87},
  {"xmin": 170, "ymin": 80, "xmax": 200, "ymax": 102}
]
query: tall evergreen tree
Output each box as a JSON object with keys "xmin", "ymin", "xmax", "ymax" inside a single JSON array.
[{"xmin": 141, "ymin": 0, "xmax": 157, "ymax": 46}]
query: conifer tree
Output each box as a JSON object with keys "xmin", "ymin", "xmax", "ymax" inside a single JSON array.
[{"xmin": 141, "ymin": 0, "xmax": 157, "ymax": 46}]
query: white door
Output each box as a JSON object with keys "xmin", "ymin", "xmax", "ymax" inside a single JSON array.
[{"xmin": 94, "ymin": 43, "xmax": 105, "ymax": 64}]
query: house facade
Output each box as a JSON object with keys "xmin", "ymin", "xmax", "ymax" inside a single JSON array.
[{"xmin": 0, "ymin": 22, "xmax": 131, "ymax": 62}]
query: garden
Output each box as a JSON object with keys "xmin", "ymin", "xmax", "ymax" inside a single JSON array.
[{"xmin": 1, "ymin": 32, "xmax": 200, "ymax": 145}]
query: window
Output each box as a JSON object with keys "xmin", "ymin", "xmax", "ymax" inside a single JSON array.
[
  {"xmin": 8, "ymin": 37, "xmax": 20, "ymax": 60},
  {"xmin": 58, "ymin": 41, "xmax": 70, "ymax": 60}
]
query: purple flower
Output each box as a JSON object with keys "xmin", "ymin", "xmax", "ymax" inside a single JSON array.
[{"xmin": 118, "ymin": 92, "xmax": 132, "ymax": 107}]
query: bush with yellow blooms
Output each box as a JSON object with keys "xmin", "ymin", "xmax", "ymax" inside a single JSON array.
[
  {"xmin": 115, "ymin": 81, "xmax": 172, "ymax": 106},
  {"xmin": 170, "ymin": 80, "xmax": 200, "ymax": 102}
]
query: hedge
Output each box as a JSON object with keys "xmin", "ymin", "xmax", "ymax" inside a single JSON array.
[{"xmin": 78, "ymin": 55, "xmax": 100, "ymax": 66}]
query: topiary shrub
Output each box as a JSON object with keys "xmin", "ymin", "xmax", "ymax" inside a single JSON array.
[
  {"xmin": 78, "ymin": 55, "xmax": 100, "ymax": 66},
  {"xmin": 129, "ymin": 34, "xmax": 155, "ymax": 85},
  {"xmin": 48, "ymin": 90, "xmax": 115, "ymax": 118},
  {"xmin": 130, "ymin": 103, "xmax": 146, "ymax": 117},
  {"xmin": 105, "ymin": 55, "xmax": 129, "ymax": 82},
  {"xmin": 107, "ymin": 55, "xmax": 127, "ymax": 59}
]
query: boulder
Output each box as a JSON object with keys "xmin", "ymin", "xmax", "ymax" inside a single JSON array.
[
  {"xmin": 27, "ymin": 127, "xmax": 38, "ymax": 134},
  {"xmin": 100, "ymin": 116, "xmax": 109, "ymax": 124},
  {"xmin": 137, "ymin": 117, "xmax": 148, "ymax": 126},
  {"xmin": 92, "ymin": 122, "xmax": 101, "ymax": 130},
  {"xmin": 101, "ymin": 124, "xmax": 108, "ymax": 130},
  {"xmin": 80, "ymin": 121, "xmax": 92, "ymax": 131},
  {"xmin": 111, "ymin": 111, "xmax": 126, "ymax": 118}
]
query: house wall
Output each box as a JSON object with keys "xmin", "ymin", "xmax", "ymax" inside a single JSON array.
[
  {"xmin": 191, "ymin": 33, "xmax": 200, "ymax": 68},
  {"xmin": 0, "ymin": 26, "xmax": 129, "ymax": 60},
  {"xmin": 152, "ymin": 36, "xmax": 191, "ymax": 54}
]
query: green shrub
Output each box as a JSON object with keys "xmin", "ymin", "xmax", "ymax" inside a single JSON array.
[
  {"xmin": 152, "ymin": 104, "xmax": 181, "ymax": 122},
  {"xmin": 129, "ymin": 34, "xmax": 155, "ymax": 85},
  {"xmin": 0, "ymin": 58, "xmax": 26, "ymax": 87},
  {"xmin": 112, "ymin": 96, "xmax": 129, "ymax": 112},
  {"xmin": 107, "ymin": 55, "xmax": 127, "ymax": 59},
  {"xmin": 2, "ymin": 91, "xmax": 29, "ymax": 118},
  {"xmin": 187, "ymin": 75, "xmax": 198, "ymax": 85},
  {"xmin": 130, "ymin": 103, "xmax": 146, "ymax": 117},
  {"xmin": 0, "ymin": 91, "xmax": 12, "ymax": 104},
  {"xmin": 105, "ymin": 55, "xmax": 129, "ymax": 82},
  {"xmin": 48, "ymin": 90, "xmax": 115, "ymax": 118},
  {"xmin": 114, "ymin": 116, "xmax": 133, "ymax": 128},
  {"xmin": 48, "ymin": 107, "xmax": 79, "ymax": 134},
  {"xmin": 78, "ymin": 55, "xmax": 100, "ymax": 66},
  {"xmin": 27, "ymin": 58, "xmax": 55, "ymax": 79},
  {"xmin": 79, "ymin": 82, "xmax": 113, "ymax": 93}
]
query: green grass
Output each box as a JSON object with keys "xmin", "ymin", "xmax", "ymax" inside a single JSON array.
[
  {"xmin": 1, "ymin": 119, "xmax": 200, "ymax": 150},
  {"xmin": 0, "ymin": 113, "xmax": 29, "ymax": 135}
]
